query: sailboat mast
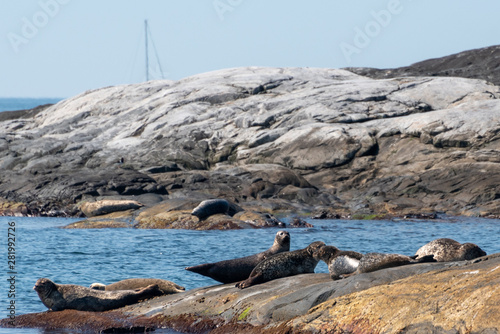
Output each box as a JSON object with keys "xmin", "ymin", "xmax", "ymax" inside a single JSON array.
[{"xmin": 145, "ymin": 19, "xmax": 149, "ymax": 81}]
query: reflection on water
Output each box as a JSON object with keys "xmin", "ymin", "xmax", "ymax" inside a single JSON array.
[{"xmin": 0, "ymin": 215, "xmax": 499, "ymax": 334}]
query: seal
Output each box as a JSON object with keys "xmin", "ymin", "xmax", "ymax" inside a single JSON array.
[
  {"xmin": 185, "ymin": 230, "xmax": 290, "ymax": 283},
  {"xmin": 340, "ymin": 252, "xmax": 436, "ymax": 278},
  {"xmin": 318, "ymin": 245, "xmax": 363, "ymax": 280},
  {"xmin": 235, "ymin": 241, "xmax": 325, "ymax": 289},
  {"xmin": 90, "ymin": 278, "xmax": 185, "ymax": 294},
  {"xmin": 415, "ymin": 238, "xmax": 487, "ymax": 262},
  {"xmin": 34, "ymin": 278, "xmax": 162, "ymax": 312},
  {"xmin": 191, "ymin": 199, "xmax": 230, "ymax": 220}
]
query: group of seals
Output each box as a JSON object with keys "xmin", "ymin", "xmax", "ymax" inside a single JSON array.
[
  {"xmin": 34, "ymin": 278, "xmax": 163, "ymax": 312},
  {"xmin": 186, "ymin": 235, "xmax": 487, "ymax": 288},
  {"xmin": 90, "ymin": 278, "xmax": 185, "ymax": 294},
  {"xmin": 35, "ymin": 206, "xmax": 488, "ymax": 312},
  {"xmin": 185, "ymin": 230, "xmax": 290, "ymax": 283},
  {"xmin": 185, "ymin": 232, "xmax": 325, "ymax": 289},
  {"xmin": 318, "ymin": 238, "xmax": 486, "ymax": 280}
]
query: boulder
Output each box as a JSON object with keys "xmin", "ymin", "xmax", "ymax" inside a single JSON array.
[
  {"xmin": 233, "ymin": 210, "xmax": 284, "ymax": 227},
  {"xmin": 133, "ymin": 198, "xmax": 287, "ymax": 230},
  {"xmin": 79, "ymin": 200, "xmax": 143, "ymax": 217},
  {"xmin": 0, "ymin": 198, "xmax": 28, "ymax": 216}
]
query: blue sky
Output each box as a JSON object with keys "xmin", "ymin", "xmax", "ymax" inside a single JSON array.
[{"xmin": 1, "ymin": 0, "xmax": 500, "ymax": 98}]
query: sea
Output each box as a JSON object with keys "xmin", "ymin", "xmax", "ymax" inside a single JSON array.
[
  {"xmin": 1, "ymin": 98, "xmax": 500, "ymax": 333},
  {"xmin": 0, "ymin": 215, "xmax": 499, "ymax": 334},
  {"xmin": 0, "ymin": 98, "xmax": 64, "ymax": 113}
]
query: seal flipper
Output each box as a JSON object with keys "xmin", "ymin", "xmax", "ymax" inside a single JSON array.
[
  {"xmin": 235, "ymin": 273, "xmax": 263, "ymax": 289},
  {"xmin": 136, "ymin": 284, "xmax": 163, "ymax": 297},
  {"xmin": 414, "ymin": 254, "xmax": 436, "ymax": 263}
]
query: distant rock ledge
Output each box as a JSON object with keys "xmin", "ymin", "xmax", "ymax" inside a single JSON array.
[{"xmin": 2, "ymin": 45, "xmax": 500, "ymax": 223}]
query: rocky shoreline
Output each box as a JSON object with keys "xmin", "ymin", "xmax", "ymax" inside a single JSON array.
[
  {"xmin": 2, "ymin": 46, "xmax": 500, "ymax": 225},
  {"xmin": 2, "ymin": 43, "xmax": 500, "ymax": 331},
  {"xmin": 3, "ymin": 253, "xmax": 499, "ymax": 333}
]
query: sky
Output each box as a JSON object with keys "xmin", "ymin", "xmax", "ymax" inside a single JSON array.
[{"xmin": 1, "ymin": 0, "xmax": 500, "ymax": 98}]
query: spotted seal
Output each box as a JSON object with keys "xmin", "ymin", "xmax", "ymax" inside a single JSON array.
[
  {"xmin": 317, "ymin": 245, "xmax": 363, "ymax": 280},
  {"xmin": 415, "ymin": 238, "xmax": 486, "ymax": 262},
  {"xmin": 235, "ymin": 241, "xmax": 325, "ymax": 289},
  {"xmin": 90, "ymin": 278, "xmax": 185, "ymax": 294},
  {"xmin": 34, "ymin": 278, "xmax": 162, "ymax": 312},
  {"xmin": 340, "ymin": 252, "xmax": 436, "ymax": 278},
  {"xmin": 185, "ymin": 230, "xmax": 290, "ymax": 283}
]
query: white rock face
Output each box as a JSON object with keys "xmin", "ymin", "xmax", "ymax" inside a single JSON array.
[{"xmin": 3, "ymin": 67, "xmax": 499, "ymax": 172}]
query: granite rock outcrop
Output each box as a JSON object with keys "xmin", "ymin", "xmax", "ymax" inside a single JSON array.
[{"xmin": 2, "ymin": 46, "xmax": 500, "ymax": 219}]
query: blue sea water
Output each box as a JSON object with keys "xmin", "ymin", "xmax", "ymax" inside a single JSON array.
[
  {"xmin": 0, "ymin": 98, "xmax": 63, "ymax": 113},
  {"xmin": 0, "ymin": 215, "xmax": 499, "ymax": 334}
]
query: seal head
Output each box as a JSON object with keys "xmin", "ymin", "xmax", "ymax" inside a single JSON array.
[{"xmin": 318, "ymin": 245, "xmax": 363, "ymax": 280}]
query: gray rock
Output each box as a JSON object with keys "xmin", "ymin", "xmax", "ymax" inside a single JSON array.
[{"xmin": 346, "ymin": 44, "xmax": 500, "ymax": 86}]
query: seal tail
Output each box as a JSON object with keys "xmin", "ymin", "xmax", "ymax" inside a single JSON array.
[{"xmin": 185, "ymin": 263, "xmax": 212, "ymax": 275}]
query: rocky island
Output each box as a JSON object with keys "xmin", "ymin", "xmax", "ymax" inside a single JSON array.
[
  {"xmin": 1, "ymin": 45, "xmax": 500, "ymax": 333},
  {"xmin": 2, "ymin": 45, "xmax": 500, "ymax": 225}
]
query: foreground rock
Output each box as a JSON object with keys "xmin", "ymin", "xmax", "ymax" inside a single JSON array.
[
  {"xmin": 2, "ymin": 45, "xmax": 500, "ymax": 219},
  {"xmin": 4, "ymin": 253, "xmax": 499, "ymax": 333}
]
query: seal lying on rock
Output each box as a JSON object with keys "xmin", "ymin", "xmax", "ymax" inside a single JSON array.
[
  {"xmin": 415, "ymin": 238, "xmax": 486, "ymax": 262},
  {"xmin": 235, "ymin": 241, "xmax": 325, "ymax": 289},
  {"xmin": 90, "ymin": 278, "xmax": 185, "ymax": 294},
  {"xmin": 340, "ymin": 252, "xmax": 436, "ymax": 278},
  {"xmin": 191, "ymin": 199, "xmax": 230, "ymax": 220},
  {"xmin": 185, "ymin": 230, "xmax": 290, "ymax": 283},
  {"xmin": 318, "ymin": 245, "xmax": 363, "ymax": 280},
  {"xmin": 319, "ymin": 246, "xmax": 436, "ymax": 279},
  {"xmin": 34, "ymin": 278, "xmax": 162, "ymax": 312}
]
